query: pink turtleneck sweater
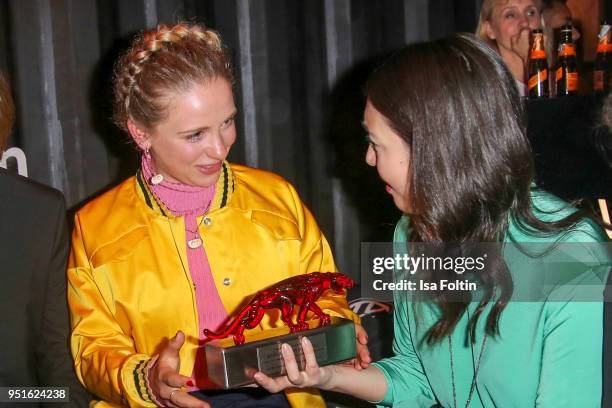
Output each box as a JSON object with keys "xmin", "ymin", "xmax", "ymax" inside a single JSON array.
[{"xmin": 142, "ymin": 155, "xmax": 228, "ymax": 388}]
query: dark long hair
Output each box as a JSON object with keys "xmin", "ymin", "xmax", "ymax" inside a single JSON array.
[{"xmin": 366, "ymin": 33, "xmax": 587, "ymax": 344}]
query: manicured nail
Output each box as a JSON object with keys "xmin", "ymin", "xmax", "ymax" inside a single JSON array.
[{"xmin": 186, "ymin": 380, "xmax": 194, "ymax": 387}]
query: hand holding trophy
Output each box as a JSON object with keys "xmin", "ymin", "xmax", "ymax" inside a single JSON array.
[{"xmin": 203, "ymin": 272, "xmax": 360, "ymax": 388}]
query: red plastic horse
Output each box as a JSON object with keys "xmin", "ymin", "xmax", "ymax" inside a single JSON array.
[{"xmin": 203, "ymin": 272, "xmax": 354, "ymax": 345}]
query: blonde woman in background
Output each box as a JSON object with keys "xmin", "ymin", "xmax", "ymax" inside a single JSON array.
[{"xmin": 476, "ymin": 0, "xmax": 542, "ymax": 95}]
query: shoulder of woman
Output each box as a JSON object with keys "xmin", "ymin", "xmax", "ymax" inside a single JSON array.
[
  {"xmin": 527, "ymin": 189, "xmax": 609, "ymax": 243},
  {"xmin": 229, "ymin": 162, "xmax": 307, "ymax": 208},
  {"xmin": 393, "ymin": 215, "xmax": 411, "ymax": 243},
  {"xmin": 230, "ymin": 162, "xmax": 291, "ymax": 188},
  {"xmin": 73, "ymin": 177, "xmax": 152, "ymax": 267},
  {"xmin": 74, "ymin": 176, "xmax": 149, "ymax": 253},
  {"xmin": 77, "ymin": 176, "xmax": 138, "ymax": 221}
]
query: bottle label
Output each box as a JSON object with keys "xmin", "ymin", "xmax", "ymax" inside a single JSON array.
[
  {"xmin": 594, "ymin": 71, "xmax": 604, "ymax": 90},
  {"xmin": 556, "ymin": 69, "xmax": 579, "ymax": 91},
  {"xmin": 597, "ymin": 25, "xmax": 611, "ymax": 53},
  {"xmin": 530, "ymin": 33, "xmax": 547, "ymax": 60},
  {"xmin": 558, "ymin": 43, "xmax": 576, "ymax": 57},
  {"xmin": 596, "ymin": 43, "xmax": 612, "ymax": 53},
  {"xmin": 567, "ymin": 72, "xmax": 579, "ymax": 91},
  {"xmin": 598, "ymin": 24, "xmax": 610, "ymax": 40},
  {"xmin": 528, "ymin": 69, "xmax": 547, "ymax": 90}
]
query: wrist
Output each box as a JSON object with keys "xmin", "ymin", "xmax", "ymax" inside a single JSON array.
[
  {"xmin": 145, "ymin": 355, "xmax": 164, "ymax": 406},
  {"xmin": 318, "ymin": 365, "xmax": 338, "ymax": 391},
  {"xmin": 119, "ymin": 354, "xmax": 160, "ymax": 407}
]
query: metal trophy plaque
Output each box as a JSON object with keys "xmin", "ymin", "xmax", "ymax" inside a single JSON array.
[{"xmin": 203, "ymin": 272, "xmax": 357, "ymax": 389}]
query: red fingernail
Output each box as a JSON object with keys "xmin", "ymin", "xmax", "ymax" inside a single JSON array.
[{"xmin": 186, "ymin": 380, "xmax": 194, "ymax": 387}]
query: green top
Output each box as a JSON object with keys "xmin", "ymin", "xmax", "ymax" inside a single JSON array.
[{"xmin": 372, "ymin": 189, "xmax": 611, "ymax": 407}]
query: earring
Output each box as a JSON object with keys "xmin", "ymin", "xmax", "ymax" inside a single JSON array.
[{"xmin": 144, "ymin": 146, "xmax": 164, "ymax": 185}]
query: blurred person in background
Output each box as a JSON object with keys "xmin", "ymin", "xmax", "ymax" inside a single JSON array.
[
  {"xmin": 477, "ymin": 0, "xmax": 543, "ymax": 95},
  {"xmin": 541, "ymin": 0, "xmax": 581, "ymax": 91},
  {"xmin": 542, "ymin": 0, "xmax": 581, "ymax": 54},
  {"xmin": 0, "ymin": 71, "xmax": 90, "ymax": 407}
]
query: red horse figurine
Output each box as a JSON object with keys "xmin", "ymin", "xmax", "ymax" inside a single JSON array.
[{"xmin": 203, "ymin": 272, "xmax": 354, "ymax": 345}]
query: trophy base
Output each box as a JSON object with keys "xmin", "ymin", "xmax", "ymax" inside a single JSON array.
[{"xmin": 205, "ymin": 317, "xmax": 356, "ymax": 389}]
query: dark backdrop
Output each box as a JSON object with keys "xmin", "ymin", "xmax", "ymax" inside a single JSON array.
[
  {"xmin": 2, "ymin": 0, "xmax": 610, "ymax": 279},
  {"xmin": 0, "ymin": 0, "xmax": 486, "ymax": 277}
]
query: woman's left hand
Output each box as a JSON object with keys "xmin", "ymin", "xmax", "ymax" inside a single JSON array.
[
  {"xmin": 348, "ymin": 323, "xmax": 371, "ymax": 370},
  {"xmin": 254, "ymin": 337, "xmax": 334, "ymax": 392},
  {"xmin": 255, "ymin": 335, "xmax": 387, "ymax": 402}
]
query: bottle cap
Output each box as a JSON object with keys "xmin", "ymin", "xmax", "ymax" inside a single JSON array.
[{"xmin": 561, "ymin": 19, "xmax": 573, "ymax": 32}]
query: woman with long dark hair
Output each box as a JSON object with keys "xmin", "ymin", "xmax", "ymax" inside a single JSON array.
[{"xmin": 254, "ymin": 33, "xmax": 611, "ymax": 407}]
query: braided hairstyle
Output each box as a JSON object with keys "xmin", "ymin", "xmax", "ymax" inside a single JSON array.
[{"xmin": 113, "ymin": 22, "xmax": 233, "ymax": 135}]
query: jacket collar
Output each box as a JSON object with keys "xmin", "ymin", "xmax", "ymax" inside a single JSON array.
[{"xmin": 135, "ymin": 161, "xmax": 234, "ymax": 217}]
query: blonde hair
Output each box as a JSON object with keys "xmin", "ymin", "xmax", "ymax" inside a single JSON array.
[
  {"xmin": 476, "ymin": 0, "xmax": 500, "ymax": 49},
  {"xmin": 475, "ymin": 0, "xmax": 543, "ymax": 50},
  {"xmin": 113, "ymin": 22, "xmax": 233, "ymax": 133},
  {"xmin": 0, "ymin": 72, "xmax": 15, "ymax": 152}
]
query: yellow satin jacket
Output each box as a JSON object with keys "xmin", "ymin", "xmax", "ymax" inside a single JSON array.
[{"xmin": 67, "ymin": 162, "xmax": 358, "ymax": 407}]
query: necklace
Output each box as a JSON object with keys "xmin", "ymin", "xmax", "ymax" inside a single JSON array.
[
  {"xmin": 140, "ymin": 169, "xmax": 213, "ymax": 250},
  {"xmin": 185, "ymin": 213, "xmax": 210, "ymax": 249},
  {"xmin": 449, "ymin": 331, "xmax": 487, "ymax": 408}
]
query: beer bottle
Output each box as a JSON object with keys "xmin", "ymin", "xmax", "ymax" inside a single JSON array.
[
  {"xmin": 594, "ymin": 22, "xmax": 611, "ymax": 94},
  {"xmin": 528, "ymin": 28, "xmax": 549, "ymax": 98},
  {"xmin": 556, "ymin": 20, "xmax": 579, "ymax": 96}
]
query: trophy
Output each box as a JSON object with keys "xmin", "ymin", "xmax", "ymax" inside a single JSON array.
[{"xmin": 203, "ymin": 272, "xmax": 357, "ymax": 389}]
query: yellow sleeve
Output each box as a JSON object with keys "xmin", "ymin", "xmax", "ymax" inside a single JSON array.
[
  {"xmin": 67, "ymin": 214, "xmax": 156, "ymax": 407},
  {"xmin": 283, "ymin": 182, "xmax": 356, "ymax": 408},
  {"xmin": 288, "ymin": 182, "xmax": 360, "ymax": 324}
]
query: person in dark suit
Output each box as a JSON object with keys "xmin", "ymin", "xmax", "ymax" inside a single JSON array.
[{"xmin": 0, "ymin": 72, "xmax": 90, "ymax": 407}]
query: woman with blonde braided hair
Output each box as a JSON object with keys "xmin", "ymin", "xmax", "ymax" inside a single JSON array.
[{"xmin": 67, "ymin": 22, "xmax": 366, "ymax": 408}]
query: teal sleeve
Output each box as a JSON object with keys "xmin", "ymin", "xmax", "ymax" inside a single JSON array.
[
  {"xmin": 536, "ymin": 266, "xmax": 607, "ymax": 407},
  {"xmin": 371, "ymin": 290, "xmax": 436, "ymax": 407}
]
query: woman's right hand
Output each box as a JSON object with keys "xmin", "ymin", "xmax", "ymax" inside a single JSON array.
[
  {"xmin": 253, "ymin": 336, "xmax": 335, "ymax": 392},
  {"xmin": 511, "ymin": 25, "xmax": 531, "ymax": 65},
  {"xmin": 147, "ymin": 331, "xmax": 210, "ymax": 408}
]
